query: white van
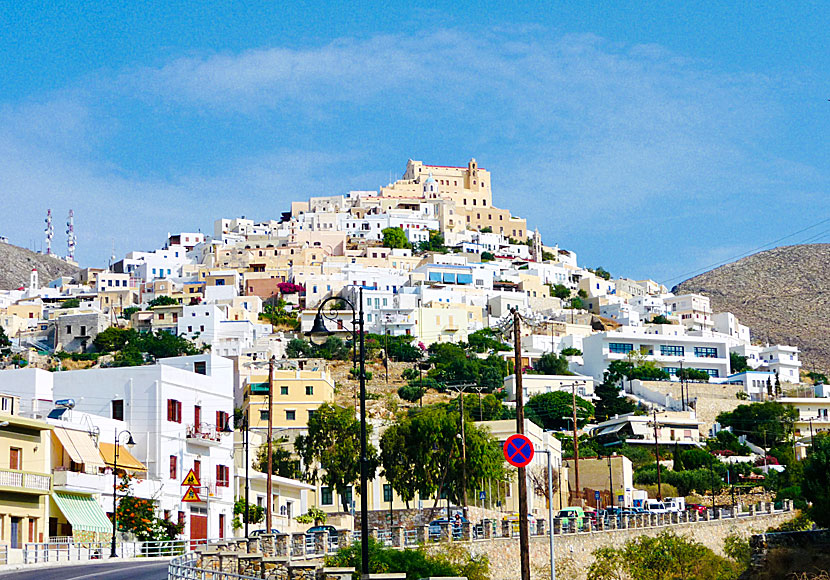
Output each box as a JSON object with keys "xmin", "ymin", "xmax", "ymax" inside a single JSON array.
[
  {"xmin": 665, "ymin": 497, "xmax": 685, "ymax": 512},
  {"xmin": 643, "ymin": 499, "xmax": 669, "ymax": 513}
]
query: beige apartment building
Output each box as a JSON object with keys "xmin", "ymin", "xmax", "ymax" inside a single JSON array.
[
  {"xmin": 0, "ymin": 394, "xmax": 52, "ymax": 551},
  {"xmin": 242, "ymin": 369, "xmax": 336, "ymax": 432}
]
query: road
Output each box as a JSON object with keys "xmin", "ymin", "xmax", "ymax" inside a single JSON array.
[{"xmin": 0, "ymin": 560, "xmax": 169, "ymax": 580}]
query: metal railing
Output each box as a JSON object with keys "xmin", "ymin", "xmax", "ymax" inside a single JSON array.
[
  {"xmin": 23, "ymin": 538, "xmax": 216, "ymax": 564},
  {"xmin": 0, "ymin": 468, "xmax": 51, "ymax": 492}
]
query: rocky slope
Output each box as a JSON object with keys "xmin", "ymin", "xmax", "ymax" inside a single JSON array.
[
  {"xmin": 0, "ymin": 241, "xmax": 79, "ymax": 290},
  {"xmin": 675, "ymin": 244, "xmax": 830, "ymax": 374}
]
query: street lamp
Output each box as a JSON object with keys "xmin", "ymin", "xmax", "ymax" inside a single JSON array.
[
  {"xmin": 110, "ymin": 429, "xmax": 136, "ymax": 558},
  {"xmin": 307, "ymin": 287, "xmax": 368, "ymax": 576}
]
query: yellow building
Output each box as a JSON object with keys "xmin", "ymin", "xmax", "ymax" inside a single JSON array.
[
  {"xmin": 0, "ymin": 394, "xmax": 52, "ymax": 550},
  {"xmin": 242, "ymin": 369, "xmax": 336, "ymax": 431}
]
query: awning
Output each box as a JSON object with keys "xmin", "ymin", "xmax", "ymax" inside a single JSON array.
[
  {"xmin": 98, "ymin": 443, "xmax": 147, "ymax": 471},
  {"xmin": 52, "ymin": 491, "xmax": 113, "ymax": 533},
  {"xmin": 597, "ymin": 423, "xmax": 626, "ymax": 436},
  {"xmin": 53, "ymin": 427, "xmax": 106, "ymax": 471}
]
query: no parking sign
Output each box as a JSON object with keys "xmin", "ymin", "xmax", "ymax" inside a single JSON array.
[{"xmin": 503, "ymin": 434, "xmax": 535, "ymax": 468}]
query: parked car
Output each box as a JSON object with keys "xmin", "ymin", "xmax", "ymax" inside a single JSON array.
[
  {"xmin": 250, "ymin": 528, "xmax": 280, "ymax": 536},
  {"xmin": 686, "ymin": 503, "xmax": 707, "ymax": 515},
  {"xmin": 555, "ymin": 507, "xmax": 586, "ymax": 529},
  {"xmin": 428, "ymin": 516, "xmax": 469, "ymax": 540},
  {"xmin": 643, "ymin": 499, "xmax": 669, "ymax": 514},
  {"xmin": 306, "ymin": 525, "xmax": 338, "ymax": 536}
]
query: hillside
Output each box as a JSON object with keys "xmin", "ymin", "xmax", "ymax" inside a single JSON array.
[
  {"xmin": 0, "ymin": 242, "xmax": 79, "ymax": 290},
  {"xmin": 675, "ymin": 244, "xmax": 830, "ymax": 374}
]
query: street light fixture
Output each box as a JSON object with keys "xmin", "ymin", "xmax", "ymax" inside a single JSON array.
[
  {"xmin": 110, "ymin": 428, "xmax": 136, "ymax": 558},
  {"xmin": 306, "ymin": 287, "xmax": 369, "ymax": 577}
]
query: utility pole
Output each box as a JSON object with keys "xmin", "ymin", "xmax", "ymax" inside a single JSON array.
[
  {"xmin": 608, "ymin": 454, "xmax": 614, "ymax": 508},
  {"xmin": 512, "ymin": 309, "xmax": 531, "ymax": 580},
  {"xmin": 679, "ymin": 361, "xmax": 685, "ymax": 409},
  {"xmin": 266, "ymin": 355, "xmax": 275, "ymax": 531},
  {"xmin": 244, "ymin": 410, "xmax": 250, "ymax": 538},
  {"xmin": 652, "ymin": 410, "xmax": 663, "ymax": 500},
  {"xmin": 448, "ymin": 383, "xmax": 475, "ymax": 515},
  {"xmin": 570, "ymin": 381, "xmax": 583, "ymax": 505}
]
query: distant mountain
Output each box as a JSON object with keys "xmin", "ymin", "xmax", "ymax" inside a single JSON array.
[
  {"xmin": 675, "ymin": 244, "xmax": 830, "ymax": 374},
  {"xmin": 0, "ymin": 242, "xmax": 80, "ymax": 290}
]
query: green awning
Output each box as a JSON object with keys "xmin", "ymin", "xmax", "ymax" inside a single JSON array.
[{"xmin": 53, "ymin": 492, "xmax": 113, "ymax": 532}]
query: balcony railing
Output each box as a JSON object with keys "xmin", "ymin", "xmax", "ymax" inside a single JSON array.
[
  {"xmin": 0, "ymin": 468, "xmax": 51, "ymax": 493},
  {"xmin": 186, "ymin": 423, "xmax": 222, "ymax": 443}
]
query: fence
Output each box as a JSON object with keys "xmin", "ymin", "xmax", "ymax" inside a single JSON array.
[
  {"xmin": 22, "ymin": 538, "xmax": 216, "ymax": 564},
  {"xmin": 168, "ymin": 553, "xmax": 259, "ymax": 580},
  {"xmin": 0, "ymin": 544, "xmax": 7, "ymax": 565}
]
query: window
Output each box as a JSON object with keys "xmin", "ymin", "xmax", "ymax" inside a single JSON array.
[
  {"xmin": 216, "ymin": 411, "xmax": 229, "ymax": 431},
  {"xmin": 169, "ymin": 455, "xmax": 177, "ymax": 479},
  {"xmin": 193, "ymin": 460, "xmax": 201, "ymax": 480},
  {"xmin": 259, "ymin": 409, "xmax": 269, "ymax": 421},
  {"xmin": 79, "ymin": 325, "xmax": 86, "ymax": 336},
  {"xmin": 308, "ymin": 410, "xmax": 316, "ymax": 420},
  {"xmin": 694, "ymin": 347, "xmax": 718, "ymax": 358},
  {"xmin": 216, "ymin": 465, "xmax": 230, "ymax": 487},
  {"xmin": 66, "ymin": 325, "xmax": 72, "ymax": 334},
  {"xmin": 341, "ymin": 487, "xmax": 354, "ymax": 508},
  {"xmin": 286, "ymin": 410, "xmax": 296, "ymax": 421},
  {"xmin": 305, "ymin": 385, "xmax": 314, "ymax": 396},
  {"xmin": 660, "ymin": 345, "xmax": 685, "ymax": 357},
  {"xmin": 112, "ymin": 400, "xmax": 124, "ymax": 421},
  {"xmin": 167, "ymin": 399, "xmax": 182, "ymax": 423},
  {"xmin": 280, "ymin": 386, "xmax": 289, "ymax": 395},
  {"xmin": 608, "ymin": 343, "xmax": 634, "ymax": 354},
  {"xmin": 320, "ymin": 486, "xmax": 333, "ymax": 505},
  {"xmin": 383, "ymin": 483, "xmax": 392, "ymax": 503},
  {"xmin": 178, "ymin": 511, "xmax": 185, "ymax": 527},
  {"xmin": 9, "ymin": 447, "xmax": 21, "ymax": 470}
]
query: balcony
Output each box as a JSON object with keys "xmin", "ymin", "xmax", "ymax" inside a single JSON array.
[
  {"xmin": 52, "ymin": 469, "xmax": 106, "ymax": 494},
  {"xmin": 186, "ymin": 423, "xmax": 224, "ymax": 446},
  {"xmin": 0, "ymin": 468, "xmax": 51, "ymax": 495}
]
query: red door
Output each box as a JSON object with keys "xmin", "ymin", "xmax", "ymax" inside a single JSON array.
[
  {"xmin": 190, "ymin": 515, "xmax": 207, "ymax": 548},
  {"xmin": 218, "ymin": 514, "xmax": 225, "ymax": 539}
]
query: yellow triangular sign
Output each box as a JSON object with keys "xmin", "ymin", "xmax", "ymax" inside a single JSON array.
[
  {"xmin": 182, "ymin": 486, "xmax": 201, "ymax": 503},
  {"xmin": 181, "ymin": 468, "xmax": 201, "ymax": 487}
]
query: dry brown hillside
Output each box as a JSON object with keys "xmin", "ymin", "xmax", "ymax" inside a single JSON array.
[
  {"xmin": 675, "ymin": 244, "xmax": 830, "ymax": 374},
  {"xmin": 0, "ymin": 241, "xmax": 79, "ymax": 290}
]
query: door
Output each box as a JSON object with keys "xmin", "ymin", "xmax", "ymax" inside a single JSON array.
[
  {"xmin": 190, "ymin": 515, "xmax": 207, "ymax": 549},
  {"xmin": 9, "ymin": 448, "xmax": 20, "ymax": 470},
  {"xmin": 10, "ymin": 517, "xmax": 20, "ymax": 549},
  {"xmin": 194, "ymin": 405, "xmax": 201, "ymax": 431},
  {"xmin": 218, "ymin": 514, "xmax": 225, "ymax": 539}
]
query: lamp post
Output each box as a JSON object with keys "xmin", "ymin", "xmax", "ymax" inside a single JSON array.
[
  {"xmin": 307, "ymin": 287, "xmax": 368, "ymax": 576},
  {"xmin": 110, "ymin": 429, "xmax": 136, "ymax": 558}
]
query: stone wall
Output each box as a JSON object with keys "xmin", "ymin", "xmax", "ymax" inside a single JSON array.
[
  {"xmin": 747, "ymin": 529, "xmax": 830, "ymax": 579},
  {"xmin": 426, "ymin": 510, "xmax": 796, "ymax": 580},
  {"xmin": 639, "ymin": 380, "xmax": 744, "ymax": 433}
]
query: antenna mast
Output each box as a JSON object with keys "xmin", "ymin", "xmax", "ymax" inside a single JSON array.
[
  {"xmin": 44, "ymin": 209, "xmax": 54, "ymax": 255},
  {"xmin": 66, "ymin": 209, "xmax": 76, "ymax": 260}
]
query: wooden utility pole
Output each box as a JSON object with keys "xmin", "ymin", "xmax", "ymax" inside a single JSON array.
[
  {"xmin": 653, "ymin": 409, "xmax": 662, "ymax": 500},
  {"xmin": 571, "ymin": 381, "xmax": 580, "ymax": 505},
  {"xmin": 266, "ymin": 355, "xmax": 275, "ymax": 530},
  {"xmin": 448, "ymin": 383, "xmax": 475, "ymax": 515},
  {"xmin": 512, "ymin": 309, "xmax": 531, "ymax": 580}
]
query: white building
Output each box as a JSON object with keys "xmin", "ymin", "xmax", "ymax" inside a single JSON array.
[
  {"xmin": 664, "ymin": 294, "xmax": 713, "ymax": 331},
  {"xmin": 503, "ymin": 373, "xmax": 596, "ymax": 401},
  {"xmin": 582, "ymin": 326, "xmax": 730, "ymax": 382},
  {"xmin": 0, "ymin": 355, "xmax": 236, "ymax": 542}
]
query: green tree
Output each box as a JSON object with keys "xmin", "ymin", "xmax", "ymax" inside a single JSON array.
[
  {"xmin": 148, "ymin": 295, "xmax": 179, "ymax": 307},
  {"xmin": 93, "ymin": 327, "xmax": 135, "ymax": 353},
  {"xmin": 593, "ymin": 361, "xmax": 638, "ymax": 422},
  {"xmin": 803, "ymin": 433, "xmax": 830, "ymax": 527},
  {"xmin": 730, "ymin": 352, "xmax": 749, "ymax": 374},
  {"xmin": 295, "ymin": 404, "xmax": 379, "ymax": 512},
  {"xmin": 592, "ymin": 267, "xmax": 611, "ymax": 281},
  {"xmin": 676, "ymin": 368, "xmax": 710, "ymax": 382},
  {"xmin": 717, "ymin": 402, "xmax": 798, "ymax": 449},
  {"xmin": 112, "ymin": 344, "xmax": 145, "ymax": 367},
  {"xmin": 526, "ymin": 391, "xmax": 594, "ymax": 431},
  {"xmin": 418, "ymin": 230, "xmax": 445, "ymax": 253},
  {"xmin": 560, "ymin": 347, "xmax": 582, "ymax": 356},
  {"xmin": 0, "ymin": 325, "xmax": 11, "ymax": 355},
  {"xmin": 672, "ymin": 442, "xmax": 684, "ymax": 471},
  {"xmin": 551, "ymin": 284, "xmax": 571, "ymax": 300},
  {"xmin": 480, "ymin": 251, "xmax": 495, "ymax": 262},
  {"xmin": 807, "ymin": 371, "xmax": 828, "ymax": 385},
  {"xmin": 134, "ymin": 331, "xmax": 203, "ymax": 359},
  {"xmin": 120, "ymin": 306, "xmax": 141, "ymax": 320},
  {"xmin": 381, "ymin": 227, "xmax": 411, "ymax": 250},
  {"xmin": 465, "ymin": 328, "xmax": 510, "ymax": 353},
  {"xmin": 568, "ymin": 297, "xmax": 585, "ymax": 309},
  {"xmin": 61, "ymin": 298, "xmax": 81, "ymax": 308},
  {"xmin": 649, "ymin": 315, "xmax": 672, "ymax": 325},
  {"xmin": 577, "ymin": 288, "xmax": 588, "ymax": 299},
  {"xmin": 255, "ymin": 437, "xmax": 302, "ymax": 480},
  {"xmin": 397, "ymin": 384, "xmax": 426, "ymax": 404},
  {"xmin": 533, "ymin": 352, "xmax": 573, "ymax": 375},
  {"xmin": 232, "ymin": 499, "xmax": 264, "ymax": 530},
  {"xmin": 379, "ymin": 405, "xmax": 506, "ymax": 508},
  {"xmin": 479, "ymin": 226, "xmax": 492, "ymax": 233}
]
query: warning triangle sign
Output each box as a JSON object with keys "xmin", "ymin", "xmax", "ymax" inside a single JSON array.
[
  {"xmin": 182, "ymin": 486, "xmax": 202, "ymax": 503},
  {"xmin": 181, "ymin": 468, "xmax": 201, "ymax": 487}
]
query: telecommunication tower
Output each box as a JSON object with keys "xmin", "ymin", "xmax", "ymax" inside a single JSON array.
[
  {"xmin": 66, "ymin": 209, "xmax": 76, "ymax": 260},
  {"xmin": 44, "ymin": 209, "xmax": 54, "ymax": 255}
]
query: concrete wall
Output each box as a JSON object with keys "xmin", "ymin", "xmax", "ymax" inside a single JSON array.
[{"xmin": 426, "ymin": 510, "xmax": 796, "ymax": 580}]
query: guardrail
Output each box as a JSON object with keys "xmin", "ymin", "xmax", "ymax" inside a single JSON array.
[
  {"xmin": 22, "ymin": 538, "xmax": 217, "ymax": 564},
  {"xmin": 168, "ymin": 553, "xmax": 258, "ymax": 580}
]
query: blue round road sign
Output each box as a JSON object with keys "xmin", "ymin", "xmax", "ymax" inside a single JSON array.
[{"xmin": 503, "ymin": 434, "xmax": 535, "ymax": 468}]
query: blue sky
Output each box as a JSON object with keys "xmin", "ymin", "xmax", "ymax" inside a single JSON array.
[{"xmin": 1, "ymin": 2, "xmax": 828, "ymax": 284}]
